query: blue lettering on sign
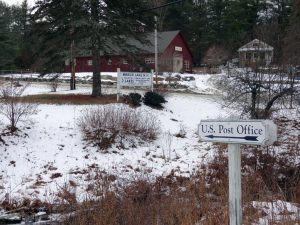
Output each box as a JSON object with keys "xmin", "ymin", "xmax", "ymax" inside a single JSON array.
[
  {"xmin": 120, "ymin": 72, "xmax": 151, "ymax": 86},
  {"xmin": 236, "ymin": 125, "xmax": 263, "ymax": 135},
  {"xmin": 219, "ymin": 125, "xmax": 234, "ymax": 134},
  {"xmin": 122, "ymin": 78, "xmax": 134, "ymax": 83}
]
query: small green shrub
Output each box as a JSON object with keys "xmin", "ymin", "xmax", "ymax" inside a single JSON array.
[
  {"xmin": 123, "ymin": 93, "xmax": 142, "ymax": 107},
  {"xmin": 143, "ymin": 91, "xmax": 167, "ymax": 109}
]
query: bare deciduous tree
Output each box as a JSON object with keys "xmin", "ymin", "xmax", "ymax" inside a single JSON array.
[
  {"xmin": 213, "ymin": 67, "xmax": 298, "ymax": 119},
  {"xmin": 0, "ymin": 81, "xmax": 38, "ymax": 132}
]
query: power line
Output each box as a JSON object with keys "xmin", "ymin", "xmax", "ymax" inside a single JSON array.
[
  {"xmin": 145, "ymin": 0, "xmax": 183, "ymax": 12},
  {"xmin": 132, "ymin": 0, "xmax": 183, "ymax": 14}
]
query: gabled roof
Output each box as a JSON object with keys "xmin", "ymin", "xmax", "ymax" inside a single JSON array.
[
  {"xmin": 238, "ymin": 39, "xmax": 273, "ymax": 52},
  {"xmin": 76, "ymin": 30, "xmax": 182, "ymax": 57},
  {"xmin": 128, "ymin": 30, "xmax": 181, "ymax": 54}
]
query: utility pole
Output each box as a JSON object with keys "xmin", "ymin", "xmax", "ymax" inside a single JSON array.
[
  {"xmin": 142, "ymin": 1, "xmax": 183, "ymax": 88},
  {"xmin": 154, "ymin": 16, "xmax": 158, "ymax": 87},
  {"xmin": 70, "ymin": 1, "xmax": 76, "ymax": 91},
  {"xmin": 70, "ymin": 40, "xmax": 76, "ymax": 90}
]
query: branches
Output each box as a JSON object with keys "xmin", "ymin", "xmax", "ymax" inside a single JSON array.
[
  {"xmin": 214, "ymin": 67, "xmax": 299, "ymax": 119},
  {"xmin": 0, "ymin": 81, "xmax": 38, "ymax": 132}
]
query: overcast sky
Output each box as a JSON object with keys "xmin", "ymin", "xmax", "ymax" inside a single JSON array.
[{"xmin": 2, "ymin": 0, "xmax": 35, "ymax": 7}]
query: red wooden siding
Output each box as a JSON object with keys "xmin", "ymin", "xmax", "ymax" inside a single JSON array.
[
  {"xmin": 160, "ymin": 33, "xmax": 193, "ymax": 72},
  {"xmin": 65, "ymin": 32, "xmax": 193, "ymax": 73}
]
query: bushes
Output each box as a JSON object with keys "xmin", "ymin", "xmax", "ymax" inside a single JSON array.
[
  {"xmin": 143, "ymin": 91, "xmax": 167, "ymax": 109},
  {"xmin": 79, "ymin": 91, "xmax": 166, "ymax": 150},
  {"xmin": 63, "ymin": 175, "xmax": 202, "ymax": 225},
  {"xmin": 0, "ymin": 81, "xmax": 39, "ymax": 132},
  {"xmin": 123, "ymin": 93, "xmax": 142, "ymax": 107},
  {"xmin": 79, "ymin": 105, "xmax": 159, "ymax": 150},
  {"xmin": 124, "ymin": 92, "xmax": 167, "ymax": 109}
]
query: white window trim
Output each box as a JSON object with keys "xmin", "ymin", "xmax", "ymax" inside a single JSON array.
[
  {"xmin": 145, "ymin": 57, "xmax": 155, "ymax": 64},
  {"xmin": 184, "ymin": 60, "xmax": 190, "ymax": 70},
  {"xmin": 87, "ymin": 60, "xmax": 93, "ymax": 66}
]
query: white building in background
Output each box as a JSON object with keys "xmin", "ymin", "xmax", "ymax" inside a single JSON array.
[{"xmin": 238, "ymin": 39, "xmax": 274, "ymax": 67}]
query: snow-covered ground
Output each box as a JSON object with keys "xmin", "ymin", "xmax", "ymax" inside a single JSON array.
[
  {"xmin": 1, "ymin": 71, "xmax": 221, "ymax": 95},
  {"xmin": 0, "ymin": 73, "xmax": 228, "ymax": 201},
  {"xmin": 0, "ymin": 72, "xmax": 299, "ymax": 224}
]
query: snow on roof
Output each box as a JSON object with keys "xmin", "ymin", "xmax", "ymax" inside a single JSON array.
[{"xmin": 238, "ymin": 39, "xmax": 274, "ymax": 52}]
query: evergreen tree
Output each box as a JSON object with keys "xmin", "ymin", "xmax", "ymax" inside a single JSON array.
[
  {"xmin": 188, "ymin": 0, "xmax": 210, "ymax": 64},
  {"xmin": 0, "ymin": 1, "xmax": 18, "ymax": 70},
  {"xmin": 164, "ymin": 0, "xmax": 192, "ymax": 35},
  {"xmin": 13, "ymin": 0, "xmax": 33, "ymax": 69},
  {"xmin": 283, "ymin": 0, "xmax": 300, "ymax": 64},
  {"xmin": 30, "ymin": 0, "xmax": 86, "ymax": 73},
  {"xmin": 161, "ymin": 0, "xmax": 292, "ymax": 64},
  {"xmin": 206, "ymin": 0, "xmax": 229, "ymax": 45},
  {"xmin": 31, "ymin": 0, "xmax": 155, "ymax": 96}
]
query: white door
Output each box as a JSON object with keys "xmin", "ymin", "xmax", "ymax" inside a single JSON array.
[{"xmin": 173, "ymin": 53, "xmax": 183, "ymax": 72}]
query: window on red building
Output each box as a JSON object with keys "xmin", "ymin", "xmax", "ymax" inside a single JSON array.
[
  {"xmin": 184, "ymin": 60, "xmax": 190, "ymax": 71},
  {"xmin": 87, "ymin": 60, "xmax": 92, "ymax": 66},
  {"xmin": 145, "ymin": 58, "xmax": 154, "ymax": 64}
]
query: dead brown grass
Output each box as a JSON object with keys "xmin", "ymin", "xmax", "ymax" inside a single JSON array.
[
  {"xmin": 59, "ymin": 137, "xmax": 300, "ymax": 225},
  {"xmin": 15, "ymin": 94, "xmax": 121, "ymax": 105}
]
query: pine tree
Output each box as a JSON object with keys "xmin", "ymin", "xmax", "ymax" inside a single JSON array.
[
  {"xmin": 188, "ymin": 0, "xmax": 210, "ymax": 64},
  {"xmin": 13, "ymin": 0, "xmax": 33, "ymax": 69},
  {"xmin": 31, "ymin": 0, "xmax": 155, "ymax": 96},
  {"xmin": 283, "ymin": 0, "xmax": 300, "ymax": 64},
  {"xmin": 0, "ymin": 1, "xmax": 18, "ymax": 70}
]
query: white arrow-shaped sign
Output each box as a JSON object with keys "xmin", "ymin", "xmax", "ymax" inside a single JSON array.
[{"xmin": 198, "ymin": 120, "xmax": 277, "ymax": 145}]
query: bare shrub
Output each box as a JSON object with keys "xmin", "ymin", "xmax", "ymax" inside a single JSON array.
[
  {"xmin": 48, "ymin": 78, "xmax": 59, "ymax": 92},
  {"xmin": 78, "ymin": 105, "xmax": 159, "ymax": 150},
  {"xmin": 0, "ymin": 81, "xmax": 39, "ymax": 132},
  {"xmin": 175, "ymin": 123, "xmax": 186, "ymax": 138},
  {"xmin": 83, "ymin": 169, "xmax": 117, "ymax": 200},
  {"xmin": 63, "ymin": 175, "xmax": 202, "ymax": 225}
]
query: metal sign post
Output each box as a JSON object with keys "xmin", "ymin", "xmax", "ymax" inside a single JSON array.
[{"xmin": 198, "ymin": 120, "xmax": 277, "ymax": 225}]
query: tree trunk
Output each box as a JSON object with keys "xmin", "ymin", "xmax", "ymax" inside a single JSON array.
[
  {"xmin": 250, "ymin": 88, "xmax": 257, "ymax": 119},
  {"xmin": 90, "ymin": 0, "xmax": 101, "ymax": 97},
  {"xmin": 263, "ymin": 88, "xmax": 293, "ymax": 118},
  {"xmin": 91, "ymin": 46, "xmax": 101, "ymax": 97}
]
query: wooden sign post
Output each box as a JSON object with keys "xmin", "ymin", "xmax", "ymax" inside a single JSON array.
[{"xmin": 198, "ymin": 120, "xmax": 277, "ymax": 225}]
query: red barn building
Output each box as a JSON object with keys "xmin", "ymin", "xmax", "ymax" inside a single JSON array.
[{"xmin": 65, "ymin": 31, "xmax": 193, "ymax": 73}]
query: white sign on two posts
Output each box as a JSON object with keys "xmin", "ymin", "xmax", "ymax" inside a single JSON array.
[
  {"xmin": 117, "ymin": 69, "xmax": 154, "ymax": 101},
  {"xmin": 198, "ymin": 119, "xmax": 277, "ymax": 225},
  {"xmin": 118, "ymin": 72, "xmax": 153, "ymax": 87}
]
